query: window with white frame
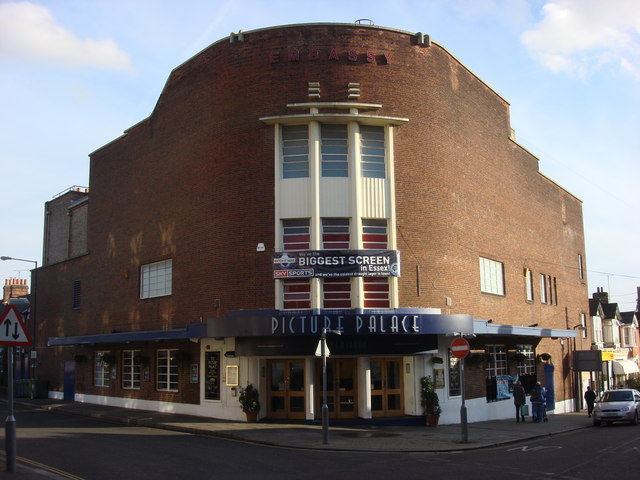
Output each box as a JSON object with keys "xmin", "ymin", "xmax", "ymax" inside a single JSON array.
[
  {"xmin": 95, "ymin": 351, "xmax": 110, "ymax": 387},
  {"xmin": 360, "ymin": 125, "xmax": 386, "ymax": 178},
  {"xmin": 485, "ymin": 345, "xmax": 507, "ymax": 376},
  {"xmin": 622, "ymin": 326, "xmax": 636, "ymax": 347},
  {"xmin": 283, "ymin": 279, "xmax": 311, "ymax": 309},
  {"xmin": 524, "ymin": 269, "xmax": 534, "ymax": 302},
  {"xmin": 140, "ymin": 259, "xmax": 172, "ymax": 299},
  {"xmin": 362, "ymin": 219, "xmax": 388, "ymax": 249},
  {"xmin": 122, "ymin": 350, "xmax": 141, "ymax": 389},
  {"xmin": 282, "ymin": 125, "xmax": 309, "ymax": 179},
  {"xmin": 282, "ymin": 219, "xmax": 310, "ymax": 251},
  {"xmin": 156, "ymin": 349, "xmax": 179, "ymax": 391},
  {"xmin": 579, "ymin": 312, "xmax": 587, "ymax": 338},
  {"xmin": 515, "ymin": 344, "xmax": 535, "ymax": 375},
  {"xmin": 322, "ymin": 278, "xmax": 351, "ymax": 309},
  {"xmin": 321, "ymin": 124, "xmax": 348, "ymax": 177},
  {"xmin": 322, "ymin": 218, "xmax": 350, "ymax": 249},
  {"xmin": 479, "ymin": 257, "xmax": 505, "ymax": 296}
]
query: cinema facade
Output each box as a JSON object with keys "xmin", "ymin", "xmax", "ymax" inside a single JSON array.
[{"xmin": 35, "ymin": 23, "xmax": 588, "ymax": 425}]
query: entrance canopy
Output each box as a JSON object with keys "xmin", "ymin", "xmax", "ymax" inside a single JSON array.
[{"xmin": 48, "ymin": 323, "xmax": 206, "ymax": 346}]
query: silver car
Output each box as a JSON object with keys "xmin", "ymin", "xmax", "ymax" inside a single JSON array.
[{"xmin": 593, "ymin": 389, "xmax": 640, "ymax": 426}]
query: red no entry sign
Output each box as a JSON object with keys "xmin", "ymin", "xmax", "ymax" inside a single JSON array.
[{"xmin": 451, "ymin": 337, "xmax": 470, "ymax": 359}]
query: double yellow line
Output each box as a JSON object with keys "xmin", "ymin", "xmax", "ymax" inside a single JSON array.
[{"xmin": 13, "ymin": 455, "xmax": 85, "ymax": 480}]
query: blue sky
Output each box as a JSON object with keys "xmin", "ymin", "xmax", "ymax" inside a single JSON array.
[{"xmin": 1, "ymin": 0, "xmax": 639, "ymax": 311}]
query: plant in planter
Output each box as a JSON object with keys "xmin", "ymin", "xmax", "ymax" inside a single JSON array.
[
  {"xmin": 238, "ymin": 384, "xmax": 260, "ymax": 422},
  {"xmin": 420, "ymin": 376, "xmax": 442, "ymax": 426}
]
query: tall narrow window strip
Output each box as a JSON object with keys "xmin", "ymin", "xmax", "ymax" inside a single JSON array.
[
  {"xmin": 323, "ymin": 278, "xmax": 351, "ymax": 308},
  {"xmin": 360, "ymin": 125, "xmax": 386, "ymax": 178},
  {"xmin": 525, "ymin": 269, "xmax": 533, "ymax": 302},
  {"xmin": 322, "ymin": 218, "xmax": 350, "ymax": 249},
  {"xmin": 282, "ymin": 219, "xmax": 310, "ymax": 251},
  {"xmin": 140, "ymin": 259, "xmax": 172, "ymax": 299},
  {"xmin": 362, "ymin": 219, "xmax": 388, "ymax": 249},
  {"xmin": 283, "ymin": 279, "xmax": 311, "ymax": 309},
  {"xmin": 578, "ymin": 254, "xmax": 584, "ymax": 280},
  {"xmin": 540, "ymin": 274, "xmax": 547, "ymax": 304},
  {"xmin": 363, "ymin": 278, "xmax": 390, "ymax": 308},
  {"xmin": 479, "ymin": 257, "xmax": 505, "ymax": 296},
  {"xmin": 282, "ymin": 125, "xmax": 309, "ymax": 178},
  {"xmin": 321, "ymin": 124, "xmax": 348, "ymax": 177}
]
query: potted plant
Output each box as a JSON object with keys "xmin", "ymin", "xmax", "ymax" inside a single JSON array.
[
  {"xmin": 420, "ymin": 376, "xmax": 442, "ymax": 427},
  {"xmin": 239, "ymin": 384, "xmax": 260, "ymax": 422}
]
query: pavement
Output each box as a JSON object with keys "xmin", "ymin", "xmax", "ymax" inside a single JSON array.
[{"xmin": 1, "ymin": 398, "xmax": 594, "ymax": 478}]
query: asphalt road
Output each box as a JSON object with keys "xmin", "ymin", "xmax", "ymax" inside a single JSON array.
[{"xmin": 5, "ymin": 404, "xmax": 640, "ymax": 479}]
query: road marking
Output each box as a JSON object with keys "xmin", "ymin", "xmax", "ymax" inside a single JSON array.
[
  {"xmin": 506, "ymin": 445, "xmax": 563, "ymax": 452},
  {"xmin": 18, "ymin": 456, "xmax": 86, "ymax": 480}
]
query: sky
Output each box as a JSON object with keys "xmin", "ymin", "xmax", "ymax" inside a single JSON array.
[{"xmin": 0, "ymin": 0, "xmax": 639, "ymax": 311}]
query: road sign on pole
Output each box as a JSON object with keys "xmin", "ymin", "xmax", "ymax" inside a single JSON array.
[
  {"xmin": 451, "ymin": 336, "xmax": 470, "ymax": 359},
  {"xmin": 0, "ymin": 305, "xmax": 33, "ymax": 346}
]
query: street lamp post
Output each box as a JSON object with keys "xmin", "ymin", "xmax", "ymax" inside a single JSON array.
[
  {"xmin": 321, "ymin": 327, "xmax": 341, "ymax": 444},
  {"xmin": 1, "ymin": 256, "xmax": 38, "ymax": 380}
]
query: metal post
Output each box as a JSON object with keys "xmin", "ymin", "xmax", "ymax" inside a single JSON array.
[
  {"xmin": 460, "ymin": 356, "xmax": 468, "ymax": 443},
  {"xmin": 5, "ymin": 346, "xmax": 16, "ymax": 472},
  {"xmin": 321, "ymin": 329, "xmax": 329, "ymax": 444}
]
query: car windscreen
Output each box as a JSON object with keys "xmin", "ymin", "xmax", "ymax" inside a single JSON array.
[{"xmin": 602, "ymin": 391, "xmax": 633, "ymax": 402}]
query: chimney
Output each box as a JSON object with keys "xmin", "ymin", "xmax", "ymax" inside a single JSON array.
[
  {"xmin": 2, "ymin": 277, "xmax": 29, "ymax": 304},
  {"xmin": 592, "ymin": 287, "xmax": 609, "ymax": 304}
]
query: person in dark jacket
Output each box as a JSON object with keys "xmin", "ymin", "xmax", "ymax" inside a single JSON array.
[
  {"xmin": 513, "ymin": 380, "xmax": 526, "ymax": 422},
  {"xmin": 584, "ymin": 386, "xmax": 597, "ymax": 417}
]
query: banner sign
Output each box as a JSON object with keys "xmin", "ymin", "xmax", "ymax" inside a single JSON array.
[{"xmin": 273, "ymin": 250, "xmax": 400, "ymax": 278}]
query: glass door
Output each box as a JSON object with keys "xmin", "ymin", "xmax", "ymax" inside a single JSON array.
[
  {"xmin": 370, "ymin": 358, "xmax": 403, "ymax": 417},
  {"xmin": 316, "ymin": 358, "xmax": 358, "ymax": 419},
  {"xmin": 268, "ymin": 359, "xmax": 306, "ymax": 420}
]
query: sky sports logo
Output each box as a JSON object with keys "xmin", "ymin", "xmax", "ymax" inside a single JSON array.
[{"xmin": 274, "ymin": 269, "xmax": 313, "ymax": 278}]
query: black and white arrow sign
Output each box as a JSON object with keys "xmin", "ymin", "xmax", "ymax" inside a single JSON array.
[{"xmin": 0, "ymin": 305, "xmax": 32, "ymax": 346}]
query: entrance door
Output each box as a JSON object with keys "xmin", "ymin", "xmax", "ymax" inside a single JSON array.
[
  {"xmin": 63, "ymin": 360, "xmax": 76, "ymax": 401},
  {"xmin": 268, "ymin": 359, "xmax": 306, "ymax": 419},
  {"xmin": 370, "ymin": 358, "xmax": 403, "ymax": 417},
  {"xmin": 316, "ymin": 358, "xmax": 358, "ymax": 419}
]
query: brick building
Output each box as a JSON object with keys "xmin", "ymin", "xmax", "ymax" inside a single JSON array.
[{"xmin": 35, "ymin": 23, "xmax": 589, "ymax": 424}]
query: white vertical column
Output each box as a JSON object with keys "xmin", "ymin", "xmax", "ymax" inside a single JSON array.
[
  {"xmin": 309, "ymin": 115, "xmax": 321, "ymax": 309},
  {"xmin": 386, "ymin": 125, "xmax": 399, "ymax": 308}
]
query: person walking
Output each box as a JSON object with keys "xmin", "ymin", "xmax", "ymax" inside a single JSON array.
[
  {"xmin": 530, "ymin": 381, "xmax": 545, "ymax": 422},
  {"xmin": 513, "ymin": 380, "xmax": 526, "ymax": 422},
  {"xmin": 584, "ymin": 386, "xmax": 597, "ymax": 417}
]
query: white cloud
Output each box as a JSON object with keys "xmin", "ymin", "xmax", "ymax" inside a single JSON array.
[
  {"xmin": 522, "ymin": 0, "xmax": 640, "ymax": 79},
  {"xmin": 0, "ymin": 1, "xmax": 133, "ymax": 72}
]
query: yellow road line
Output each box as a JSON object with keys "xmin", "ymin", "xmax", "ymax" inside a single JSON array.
[{"xmin": 17, "ymin": 455, "xmax": 86, "ymax": 480}]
